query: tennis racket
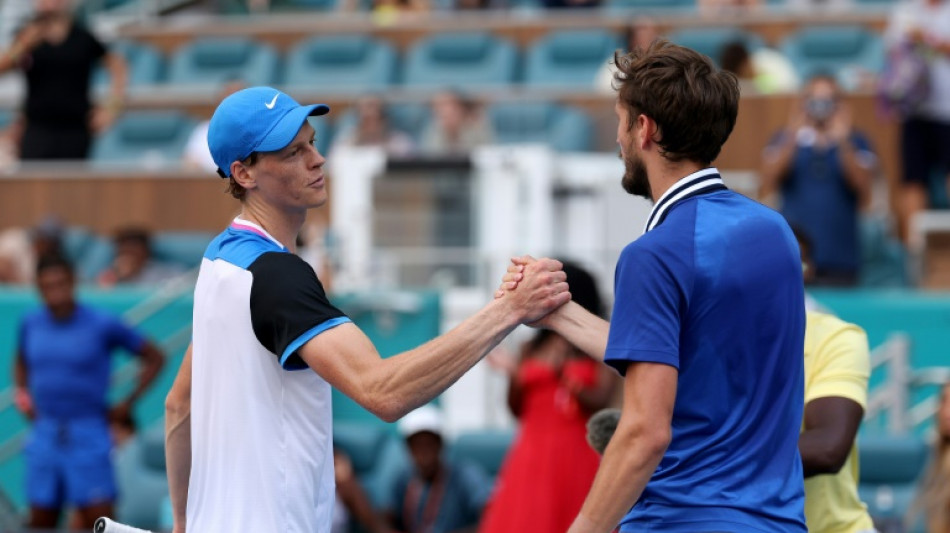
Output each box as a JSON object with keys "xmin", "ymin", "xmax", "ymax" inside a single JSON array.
[{"xmin": 94, "ymin": 517, "xmax": 155, "ymax": 533}]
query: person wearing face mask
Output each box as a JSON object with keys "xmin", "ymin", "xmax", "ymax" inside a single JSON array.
[{"xmin": 760, "ymin": 74, "xmax": 877, "ymax": 287}]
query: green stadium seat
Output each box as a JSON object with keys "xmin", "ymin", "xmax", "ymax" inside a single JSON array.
[
  {"xmin": 525, "ymin": 30, "xmax": 620, "ymax": 88},
  {"xmin": 488, "ymin": 102, "xmax": 594, "ymax": 152},
  {"xmin": 780, "ymin": 25, "xmax": 885, "ymax": 89},
  {"xmin": 449, "ymin": 429, "xmax": 514, "ymax": 478},
  {"xmin": 605, "ymin": 0, "xmax": 695, "ymax": 13},
  {"xmin": 95, "ymin": 40, "xmax": 164, "ymax": 88},
  {"xmin": 91, "ymin": 110, "xmax": 197, "ymax": 167},
  {"xmin": 114, "ymin": 423, "xmax": 169, "ymax": 530},
  {"xmin": 151, "ymin": 231, "xmax": 215, "ymax": 270},
  {"xmin": 403, "ymin": 33, "xmax": 518, "ymax": 88},
  {"xmin": 167, "ymin": 38, "xmax": 279, "ymax": 88},
  {"xmin": 667, "ymin": 27, "xmax": 765, "ymax": 67},
  {"xmin": 271, "ymin": 0, "xmax": 341, "ymax": 10},
  {"xmin": 857, "ymin": 435, "xmax": 929, "ymax": 522},
  {"xmin": 284, "ymin": 35, "xmax": 397, "ymax": 92}
]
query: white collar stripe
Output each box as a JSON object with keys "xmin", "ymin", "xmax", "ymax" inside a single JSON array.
[{"xmin": 644, "ymin": 168, "xmax": 725, "ymax": 233}]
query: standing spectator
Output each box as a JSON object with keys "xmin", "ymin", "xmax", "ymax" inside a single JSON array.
[
  {"xmin": 0, "ymin": 0, "xmax": 127, "ymax": 160},
  {"xmin": 387, "ymin": 405, "xmax": 492, "ymax": 533},
  {"xmin": 420, "ymin": 90, "xmax": 494, "ymax": 156},
  {"xmin": 481, "ymin": 261, "xmax": 617, "ymax": 533},
  {"xmin": 909, "ymin": 381, "xmax": 950, "ymax": 533},
  {"xmin": 331, "ymin": 96, "xmax": 415, "ymax": 157},
  {"xmin": 12, "ymin": 255, "xmax": 165, "ymax": 530},
  {"xmin": 97, "ymin": 227, "xmax": 185, "ymax": 288},
  {"xmin": 885, "ymin": 0, "xmax": 950, "ymax": 243},
  {"xmin": 760, "ymin": 74, "xmax": 876, "ymax": 287},
  {"xmin": 799, "ymin": 311, "xmax": 875, "ymax": 533}
]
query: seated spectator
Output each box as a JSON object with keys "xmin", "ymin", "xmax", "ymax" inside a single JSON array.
[
  {"xmin": 333, "ymin": 449, "xmax": 392, "ymax": 533},
  {"xmin": 97, "ymin": 227, "xmax": 184, "ymax": 287},
  {"xmin": 386, "ymin": 405, "xmax": 491, "ymax": 533},
  {"xmin": 182, "ymin": 80, "xmax": 246, "ymax": 174},
  {"xmin": 720, "ymin": 40, "xmax": 799, "ymax": 94},
  {"xmin": 331, "ymin": 97, "xmax": 415, "ymax": 157},
  {"xmin": 908, "ymin": 381, "xmax": 950, "ymax": 533},
  {"xmin": 595, "ymin": 17, "xmax": 660, "ymax": 94},
  {"xmin": 760, "ymin": 74, "xmax": 876, "ymax": 287},
  {"xmin": 419, "ymin": 90, "xmax": 494, "ymax": 156}
]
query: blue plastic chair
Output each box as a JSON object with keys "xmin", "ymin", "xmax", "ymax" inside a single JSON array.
[
  {"xmin": 525, "ymin": 29, "xmax": 621, "ymax": 88},
  {"xmin": 167, "ymin": 38, "xmax": 279, "ymax": 87},
  {"xmin": 488, "ymin": 102, "xmax": 594, "ymax": 152},
  {"xmin": 91, "ymin": 110, "xmax": 197, "ymax": 167},
  {"xmin": 95, "ymin": 40, "xmax": 164, "ymax": 88},
  {"xmin": 284, "ymin": 35, "xmax": 397, "ymax": 92},
  {"xmin": 403, "ymin": 32, "xmax": 518, "ymax": 88},
  {"xmin": 151, "ymin": 231, "xmax": 215, "ymax": 270},
  {"xmin": 605, "ymin": 0, "xmax": 695, "ymax": 13},
  {"xmin": 857, "ymin": 435, "xmax": 929, "ymax": 523},
  {"xmin": 449, "ymin": 429, "xmax": 514, "ymax": 478}
]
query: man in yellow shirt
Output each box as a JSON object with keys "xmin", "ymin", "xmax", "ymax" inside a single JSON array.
[{"xmin": 800, "ymin": 310, "xmax": 877, "ymax": 533}]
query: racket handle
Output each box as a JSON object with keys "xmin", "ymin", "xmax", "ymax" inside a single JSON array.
[{"xmin": 94, "ymin": 517, "xmax": 155, "ymax": 533}]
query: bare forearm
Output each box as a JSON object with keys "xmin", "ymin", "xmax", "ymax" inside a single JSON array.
[
  {"xmin": 760, "ymin": 136, "xmax": 797, "ymax": 199},
  {"xmin": 105, "ymin": 54, "xmax": 127, "ymax": 104},
  {"xmin": 125, "ymin": 344, "xmax": 164, "ymax": 405},
  {"xmin": 165, "ymin": 406, "xmax": 191, "ymax": 529},
  {"xmin": 837, "ymin": 143, "xmax": 872, "ymax": 202},
  {"xmin": 569, "ymin": 427, "xmax": 667, "ymax": 533},
  {"xmin": 374, "ymin": 299, "xmax": 519, "ymax": 420},
  {"xmin": 546, "ymin": 302, "xmax": 609, "ymax": 361},
  {"xmin": 13, "ymin": 355, "xmax": 26, "ymax": 388}
]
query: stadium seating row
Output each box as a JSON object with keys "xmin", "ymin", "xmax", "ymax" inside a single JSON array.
[
  {"xmin": 88, "ymin": 99, "xmax": 595, "ymax": 165},
  {"xmin": 100, "ymin": 25, "xmax": 885, "ymax": 91},
  {"xmin": 114, "ymin": 420, "xmax": 933, "ymax": 532}
]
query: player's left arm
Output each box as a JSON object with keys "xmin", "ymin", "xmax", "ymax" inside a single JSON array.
[
  {"xmin": 567, "ymin": 361, "xmax": 677, "ymax": 533},
  {"xmin": 798, "ymin": 322, "xmax": 869, "ymax": 477}
]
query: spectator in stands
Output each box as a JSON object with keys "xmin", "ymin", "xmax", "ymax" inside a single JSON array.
[
  {"xmin": 719, "ymin": 40, "xmax": 799, "ymax": 94},
  {"xmin": 760, "ymin": 74, "xmax": 876, "ymax": 287},
  {"xmin": 909, "ymin": 381, "xmax": 950, "ymax": 533},
  {"xmin": 885, "ymin": 0, "xmax": 950, "ymax": 243},
  {"xmin": 596, "ymin": 17, "xmax": 660, "ymax": 94},
  {"xmin": 12, "ymin": 255, "xmax": 165, "ymax": 530},
  {"xmin": 333, "ymin": 449, "xmax": 392, "ymax": 533},
  {"xmin": 97, "ymin": 226, "xmax": 185, "ymax": 287},
  {"xmin": 420, "ymin": 90, "xmax": 494, "ymax": 156},
  {"xmin": 481, "ymin": 261, "xmax": 618, "ymax": 533},
  {"xmin": 331, "ymin": 96, "xmax": 415, "ymax": 157},
  {"xmin": 0, "ymin": 0, "xmax": 127, "ymax": 160},
  {"xmin": 183, "ymin": 80, "xmax": 246, "ymax": 174},
  {"xmin": 799, "ymin": 310, "xmax": 875, "ymax": 533},
  {"xmin": 387, "ymin": 405, "xmax": 492, "ymax": 533}
]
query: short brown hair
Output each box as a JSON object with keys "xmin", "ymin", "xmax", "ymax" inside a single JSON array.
[
  {"xmin": 226, "ymin": 152, "xmax": 259, "ymax": 201},
  {"xmin": 613, "ymin": 39, "xmax": 740, "ymax": 165}
]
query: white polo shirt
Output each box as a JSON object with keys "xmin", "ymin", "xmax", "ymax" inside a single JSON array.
[{"xmin": 188, "ymin": 217, "xmax": 350, "ymax": 532}]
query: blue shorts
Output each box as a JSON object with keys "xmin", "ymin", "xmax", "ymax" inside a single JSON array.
[{"xmin": 25, "ymin": 417, "xmax": 116, "ymax": 508}]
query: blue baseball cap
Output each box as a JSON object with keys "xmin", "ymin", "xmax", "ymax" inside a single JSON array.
[{"xmin": 207, "ymin": 86, "xmax": 330, "ymax": 178}]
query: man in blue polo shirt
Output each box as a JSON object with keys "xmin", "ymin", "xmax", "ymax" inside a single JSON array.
[
  {"xmin": 13, "ymin": 255, "xmax": 165, "ymax": 530},
  {"xmin": 500, "ymin": 40, "xmax": 806, "ymax": 533}
]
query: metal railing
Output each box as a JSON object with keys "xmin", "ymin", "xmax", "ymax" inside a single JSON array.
[{"xmin": 865, "ymin": 332, "xmax": 949, "ymax": 435}]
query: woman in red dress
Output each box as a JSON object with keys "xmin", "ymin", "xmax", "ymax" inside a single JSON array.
[{"xmin": 480, "ymin": 262, "xmax": 618, "ymax": 533}]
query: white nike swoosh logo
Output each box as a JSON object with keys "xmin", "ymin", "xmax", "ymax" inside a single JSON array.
[{"xmin": 265, "ymin": 93, "xmax": 279, "ymax": 109}]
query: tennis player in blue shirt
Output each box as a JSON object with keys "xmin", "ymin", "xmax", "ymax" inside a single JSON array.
[{"xmin": 500, "ymin": 40, "xmax": 807, "ymax": 533}]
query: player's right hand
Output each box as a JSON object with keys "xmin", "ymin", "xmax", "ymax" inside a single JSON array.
[{"xmin": 499, "ymin": 256, "xmax": 570, "ymax": 325}]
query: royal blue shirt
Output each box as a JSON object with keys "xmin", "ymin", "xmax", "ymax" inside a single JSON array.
[
  {"xmin": 19, "ymin": 304, "xmax": 145, "ymax": 420},
  {"xmin": 769, "ymin": 129, "xmax": 875, "ymax": 275},
  {"xmin": 605, "ymin": 168, "xmax": 807, "ymax": 533}
]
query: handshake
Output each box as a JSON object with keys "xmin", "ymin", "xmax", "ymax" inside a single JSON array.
[{"xmin": 490, "ymin": 256, "xmax": 573, "ymax": 328}]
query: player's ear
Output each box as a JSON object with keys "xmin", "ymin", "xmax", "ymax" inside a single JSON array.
[
  {"xmin": 230, "ymin": 160, "xmax": 257, "ymax": 191},
  {"xmin": 637, "ymin": 114, "xmax": 659, "ymax": 150}
]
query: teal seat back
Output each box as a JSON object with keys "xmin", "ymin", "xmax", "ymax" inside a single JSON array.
[
  {"xmin": 489, "ymin": 102, "xmax": 594, "ymax": 152},
  {"xmin": 404, "ymin": 32, "xmax": 518, "ymax": 88},
  {"xmin": 285, "ymin": 35, "xmax": 397, "ymax": 92},
  {"xmin": 91, "ymin": 110, "xmax": 197, "ymax": 167},
  {"xmin": 525, "ymin": 30, "xmax": 621, "ymax": 88},
  {"xmin": 449, "ymin": 429, "xmax": 514, "ymax": 478},
  {"xmin": 780, "ymin": 26, "xmax": 885, "ymax": 88},
  {"xmin": 168, "ymin": 38, "xmax": 279, "ymax": 87}
]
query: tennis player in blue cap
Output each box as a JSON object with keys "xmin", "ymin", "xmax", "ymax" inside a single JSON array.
[{"xmin": 161, "ymin": 87, "xmax": 572, "ymax": 533}]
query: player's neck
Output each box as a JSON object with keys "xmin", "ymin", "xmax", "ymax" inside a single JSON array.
[
  {"xmin": 239, "ymin": 200, "xmax": 306, "ymax": 253},
  {"xmin": 648, "ymin": 159, "xmax": 706, "ymax": 203}
]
